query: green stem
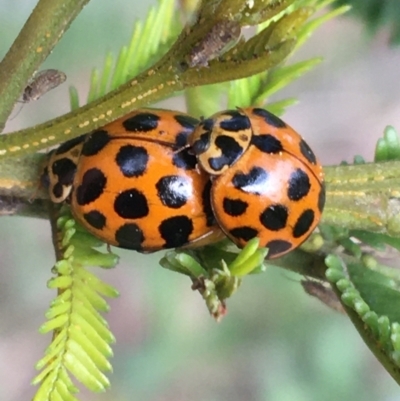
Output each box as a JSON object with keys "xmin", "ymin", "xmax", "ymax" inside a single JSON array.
[
  {"xmin": 0, "ymin": 196, "xmax": 48, "ymax": 219},
  {"xmin": 323, "ymin": 161, "xmax": 400, "ymax": 236},
  {"xmin": 268, "ymin": 249, "xmax": 327, "ymax": 279},
  {"xmin": 180, "ymin": 40, "xmax": 295, "ymax": 86},
  {"xmin": 0, "ymin": 66, "xmax": 183, "ymax": 158},
  {"xmin": 0, "ymin": 153, "xmax": 47, "ymax": 199},
  {"xmin": 0, "ymin": 0, "xmax": 90, "ymax": 131},
  {"xmin": 4, "ymin": 157, "xmax": 400, "ymax": 240}
]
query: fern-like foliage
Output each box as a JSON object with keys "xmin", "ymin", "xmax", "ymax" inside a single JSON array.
[
  {"xmin": 227, "ymin": 0, "xmax": 350, "ymax": 113},
  {"xmin": 33, "ymin": 206, "xmax": 119, "ymax": 401},
  {"xmin": 334, "ymin": 0, "xmax": 400, "ymax": 45},
  {"xmin": 326, "ymin": 253, "xmax": 400, "ymax": 380},
  {"xmin": 71, "ymin": 0, "xmax": 179, "ymax": 108}
]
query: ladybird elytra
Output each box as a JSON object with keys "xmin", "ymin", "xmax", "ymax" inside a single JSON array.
[
  {"xmin": 191, "ymin": 107, "xmax": 325, "ymax": 259},
  {"xmin": 45, "ymin": 109, "xmax": 221, "ymax": 253},
  {"xmin": 103, "ymin": 108, "xmax": 200, "ymax": 148},
  {"xmin": 240, "ymin": 107, "xmax": 324, "ymax": 184}
]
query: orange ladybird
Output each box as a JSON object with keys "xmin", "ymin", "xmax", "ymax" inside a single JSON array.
[
  {"xmin": 45, "ymin": 109, "xmax": 221, "ymax": 252},
  {"xmin": 189, "ymin": 107, "xmax": 325, "ymax": 259}
]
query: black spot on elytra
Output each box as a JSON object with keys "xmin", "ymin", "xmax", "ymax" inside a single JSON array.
[
  {"xmin": 83, "ymin": 210, "xmax": 106, "ymax": 230},
  {"xmin": 114, "ymin": 188, "xmax": 149, "ymax": 218},
  {"xmin": 202, "ymin": 180, "xmax": 215, "ymax": 226},
  {"xmin": 115, "ymin": 223, "xmax": 144, "ymax": 250},
  {"xmin": 260, "ymin": 204, "xmax": 288, "ymax": 231},
  {"xmin": 252, "ymin": 108, "xmax": 287, "ymax": 128},
  {"xmin": 156, "ymin": 176, "xmax": 191, "ymax": 208},
  {"xmin": 293, "ymin": 209, "xmax": 315, "ymax": 238},
  {"xmin": 219, "ymin": 111, "xmax": 251, "ymax": 132},
  {"xmin": 159, "ymin": 215, "xmax": 193, "ymax": 248},
  {"xmin": 192, "ymin": 132, "xmax": 211, "ymax": 155},
  {"xmin": 299, "ymin": 139, "xmax": 317, "ymax": 165},
  {"xmin": 122, "ymin": 112, "xmax": 160, "ymax": 132},
  {"xmin": 55, "ymin": 135, "xmax": 85, "ymax": 155},
  {"xmin": 209, "ymin": 135, "xmax": 243, "ymax": 171},
  {"xmin": 51, "ymin": 158, "xmax": 77, "ymax": 188},
  {"xmin": 174, "ymin": 114, "xmax": 199, "ymax": 131},
  {"xmin": 265, "ymin": 239, "xmax": 292, "ymax": 258},
  {"xmin": 287, "ymin": 169, "xmax": 311, "ymax": 201},
  {"xmin": 116, "ymin": 145, "xmax": 148, "ymax": 177},
  {"xmin": 172, "ymin": 149, "xmax": 197, "ymax": 170},
  {"xmin": 232, "ymin": 167, "xmax": 269, "ymax": 195},
  {"xmin": 82, "ymin": 130, "xmax": 111, "ymax": 156},
  {"xmin": 175, "ymin": 132, "xmax": 189, "ymax": 148},
  {"xmin": 229, "ymin": 226, "xmax": 258, "ymax": 242},
  {"xmin": 318, "ymin": 184, "xmax": 326, "ymax": 213},
  {"xmin": 76, "ymin": 168, "xmax": 107, "ymax": 205},
  {"xmin": 251, "ymin": 134, "xmax": 283, "ymax": 154},
  {"xmin": 223, "ymin": 198, "xmax": 248, "ymax": 217}
]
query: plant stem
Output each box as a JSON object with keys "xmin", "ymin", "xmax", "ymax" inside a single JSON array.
[
  {"xmin": 323, "ymin": 162, "xmax": 400, "ymax": 236},
  {"xmin": 0, "ymin": 153, "xmax": 47, "ymax": 199}
]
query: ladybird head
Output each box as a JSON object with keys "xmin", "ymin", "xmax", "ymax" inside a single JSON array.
[{"xmin": 189, "ymin": 109, "xmax": 252, "ymax": 175}]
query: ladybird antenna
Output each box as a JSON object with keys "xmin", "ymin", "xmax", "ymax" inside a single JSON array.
[{"xmin": 173, "ymin": 143, "xmax": 191, "ymax": 154}]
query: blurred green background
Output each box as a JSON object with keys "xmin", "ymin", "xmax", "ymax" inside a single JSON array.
[{"xmin": 1, "ymin": 1, "xmax": 400, "ymax": 400}]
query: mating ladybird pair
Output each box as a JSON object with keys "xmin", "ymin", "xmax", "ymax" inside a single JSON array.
[{"xmin": 44, "ymin": 107, "xmax": 325, "ymax": 259}]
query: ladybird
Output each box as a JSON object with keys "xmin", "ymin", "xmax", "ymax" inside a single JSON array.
[
  {"xmin": 189, "ymin": 107, "xmax": 325, "ymax": 259},
  {"xmin": 45, "ymin": 109, "xmax": 222, "ymax": 252}
]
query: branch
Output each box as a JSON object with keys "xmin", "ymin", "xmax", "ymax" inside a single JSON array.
[
  {"xmin": 0, "ymin": 0, "xmax": 304, "ymax": 159},
  {"xmin": 5, "ymin": 153, "xmax": 400, "ymax": 238},
  {"xmin": 323, "ymin": 161, "xmax": 400, "ymax": 236}
]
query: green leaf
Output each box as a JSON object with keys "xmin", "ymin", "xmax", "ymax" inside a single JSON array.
[
  {"xmin": 325, "ymin": 254, "xmax": 400, "ymax": 384},
  {"xmin": 226, "ymin": 3, "xmax": 348, "ymax": 113},
  {"xmin": 350, "ymin": 229, "xmax": 400, "ymax": 252},
  {"xmin": 71, "ymin": 0, "xmax": 179, "ymax": 106},
  {"xmin": 33, "ymin": 207, "xmax": 119, "ymax": 400},
  {"xmin": 374, "ymin": 126, "xmax": 400, "ymax": 162}
]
